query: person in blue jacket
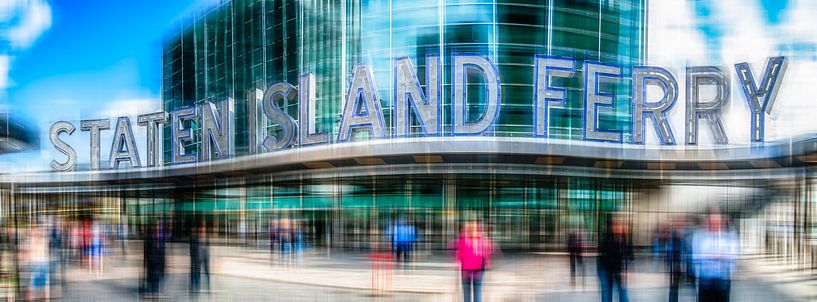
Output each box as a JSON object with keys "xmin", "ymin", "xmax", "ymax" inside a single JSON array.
[{"xmin": 390, "ymin": 218, "xmax": 417, "ymax": 265}]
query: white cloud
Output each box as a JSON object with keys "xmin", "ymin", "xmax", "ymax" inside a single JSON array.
[
  {"xmin": 0, "ymin": 55, "xmax": 8, "ymax": 91},
  {"xmin": 0, "ymin": 0, "xmax": 51, "ymax": 95},
  {"xmin": 647, "ymin": 0, "xmax": 817, "ymax": 145},
  {"xmin": 646, "ymin": 0, "xmax": 708, "ymax": 145},
  {"xmin": 761, "ymin": 0, "xmax": 817, "ymax": 141},
  {"xmin": 1, "ymin": 0, "xmax": 52, "ymax": 50},
  {"xmin": 777, "ymin": 0, "xmax": 817, "ymax": 42},
  {"xmin": 647, "ymin": 0, "xmax": 708, "ymax": 66},
  {"xmin": 97, "ymin": 98, "xmax": 161, "ymax": 118},
  {"xmin": 706, "ymin": 0, "xmax": 772, "ymax": 145}
]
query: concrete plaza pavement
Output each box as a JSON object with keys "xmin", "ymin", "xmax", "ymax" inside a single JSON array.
[{"xmin": 49, "ymin": 244, "xmax": 801, "ymax": 301}]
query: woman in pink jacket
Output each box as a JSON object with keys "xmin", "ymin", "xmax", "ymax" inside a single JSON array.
[{"xmin": 456, "ymin": 221, "xmax": 493, "ymax": 302}]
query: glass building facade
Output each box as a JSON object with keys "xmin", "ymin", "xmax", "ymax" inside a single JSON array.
[
  {"xmin": 152, "ymin": 0, "xmax": 650, "ymax": 249},
  {"xmin": 153, "ymin": 0, "xmax": 651, "ymax": 250},
  {"xmin": 162, "ymin": 0, "xmax": 647, "ymax": 158}
]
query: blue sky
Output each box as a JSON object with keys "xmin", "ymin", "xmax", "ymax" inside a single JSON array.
[
  {"xmin": 6, "ymin": 0, "xmax": 199, "ymax": 120},
  {"xmin": 760, "ymin": 0, "xmax": 789, "ymax": 23},
  {"xmin": 0, "ymin": 0, "xmax": 200, "ymax": 171}
]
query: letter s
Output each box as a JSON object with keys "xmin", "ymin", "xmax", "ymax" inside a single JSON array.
[{"xmin": 50, "ymin": 121, "xmax": 77, "ymax": 171}]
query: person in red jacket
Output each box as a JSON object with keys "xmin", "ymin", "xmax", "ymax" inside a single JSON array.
[{"xmin": 455, "ymin": 221, "xmax": 493, "ymax": 302}]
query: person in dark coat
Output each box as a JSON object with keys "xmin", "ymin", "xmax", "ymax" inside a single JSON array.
[
  {"xmin": 666, "ymin": 218, "xmax": 687, "ymax": 302},
  {"xmin": 189, "ymin": 222, "xmax": 210, "ymax": 293},
  {"xmin": 597, "ymin": 214, "xmax": 633, "ymax": 302},
  {"xmin": 567, "ymin": 228, "xmax": 585, "ymax": 287},
  {"xmin": 143, "ymin": 222, "xmax": 165, "ymax": 296}
]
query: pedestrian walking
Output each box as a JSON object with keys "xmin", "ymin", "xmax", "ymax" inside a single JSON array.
[
  {"xmin": 597, "ymin": 214, "xmax": 633, "ymax": 302},
  {"xmin": 49, "ymin": 218, "xmax": 67, "ymax": 297},
  {"xmin": 692, "ymin": 211, "xmax": 738, "ymax": 302},
  {"xmin": 666, "ymin": 218, "xmax": 687, "ymax": 302},
  {"xmin": 143, "ymin": 222, "xmax": 166, "ymax": 297},
  {"xmin": 269, "ymin": 219, "xmax": 280, "ymax": 262},
  {"xmin": 25, "ymin": 225, "xmax": 50, "ymax": 300},
  {"xmin": 390, "ymin": 218, "xmax": 417, "ymax": 265},
  {"xmin": 117, "ymin": 222, "xmax": 128, "ymax": 258},
  {"xmin": 88, "ymin": 221, "xmax": 104, "ymax": 276},
  {"xmin": 189, "ymin": 222, "xmax": 210, "ymax": 293},
  {"xmin": 567, "ymin": 228, "xmax": 585, "ymax": 287},
  {"xmin": 279, "ymin": 219, "xmax": 293, "ymax": 266},
  {"xmin": 455, "ymin": 221, "xmax": 493, "ymax": 302}
]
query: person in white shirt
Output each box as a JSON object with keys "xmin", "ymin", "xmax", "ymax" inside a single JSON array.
[{"xmin": 692, "ymin": 212, "xmax": 738, "ymax": 302}]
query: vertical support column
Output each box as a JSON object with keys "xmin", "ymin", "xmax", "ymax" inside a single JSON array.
[
  {"xmin": 794, "ymin": 183, "xmax": 801, "ymax": 263},
  {"xmin": 332, "ymin": 179, "xmax": 341, "ymax": 253},
  {"xmin": 11, "ymin": 182, "xmax": 22, "ymax": 298},
  {"xmin": 445, "ymin": 177, "xmax": 457, "ymax": 250}
]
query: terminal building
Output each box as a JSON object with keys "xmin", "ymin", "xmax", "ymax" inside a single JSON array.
[
  {"xmin": 157, "ymin": 0, "xmax": 649, "ymax": 250},
  {"xmin": 1, "ymin": 0, "xmax": 814, "ymax": 259}
]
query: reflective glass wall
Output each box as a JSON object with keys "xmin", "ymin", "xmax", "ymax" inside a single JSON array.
[{"xmin": 161, "ymin": 0, "xmax": 646, "ymax": 161}]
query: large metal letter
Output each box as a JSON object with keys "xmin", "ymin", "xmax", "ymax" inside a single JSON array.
[
  {"xmin": 452, "ymin": 54, "xmax": 501, "ymax": 135},
  {"xmin": 171, "ymin": 106, "xmax": 197, "ymax": 164},
  {"xmin": 49, "ymin": 121, "xmax": 76, "ymax": 171},
  {"xmin": 108, "ymin": 116, "xmax": 141, "ymax": 169},
  {"xmin": 632, "ymin": 66, "xmax": 678, "ymax": 145},
  {"xmin": 298, "ymin": 74, "xmax": 329, "ymax": 146},
  {"xmin": 262, "ymin": 83, "xmax": 298, "ymax": 151},
  {"xmin": 534, "ymin": 56, "xmax": 574, "ymax": 137},
  {"xmin": 735, "ymin": 56, "xmax": 787, "ymax": 142},
  {"xmin": 686, "ymin": 66, "xmax": 729, "ymax": 145},
  {"xmin": 80, "ymin": 119, "xmax": 109, "ymax": 170},
  {"xmin": 394, "ymin": 55, "xmax": 441, "ymax": 136},
  {"xmin": 583, "ymin": 62, "xmax": 622, "ymax": 142},
  {"xmin": 337, "ymin": 65, "xmax": 386, "ymax": 142},
  {"xmin": 137, "ymin": 111, "xmax": 168, "ymax": 167},
  {"xmin": 247, "ymin": 89, "xmax": 261, "ymax": 154},
  {"xmin": 200, "ymin": 98, "xmax": 234, "ymax": 161}
]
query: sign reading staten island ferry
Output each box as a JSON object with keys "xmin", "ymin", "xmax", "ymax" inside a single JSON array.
[{"xmin": 48, "ymin": 55, "xmax": 787, "ymax": 171}]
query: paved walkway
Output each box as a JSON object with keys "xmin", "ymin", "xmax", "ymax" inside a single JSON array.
[
  {"xmin": 61, "ymin": 274, "xmax": 430, "ymax": 302},
  {"xmin": 739, "ymin": 253, "xmax": 817, "ymax": 302},
  {"xmin": 52, "ymin": 243, "xmax": 800, "ymax": 301}
]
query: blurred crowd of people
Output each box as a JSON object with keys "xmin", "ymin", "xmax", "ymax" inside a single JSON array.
[
  {"xmin": 565, "ymin": 210, "xmax": 738, "ymax": 302},
  {"xmin": 268, "ymin": 218, "xmax": 305, "ymax": 267},
  {"xmin": 0, "ymin": 216, "xmax": 211, "ymax": 300},
  {"xmin": 0, "ymin": 217, "xmax": 113, "ymax": 300},
  {"xmin": 0, "ymin": 209, "xmax": 743, "ymax": 302}
]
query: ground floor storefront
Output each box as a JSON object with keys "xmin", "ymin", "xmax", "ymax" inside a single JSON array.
[
  {"xmin": 0, "ymin": 161, "xmax": 814, "ymax": 300},
  {"xmin": 0, "ymin": 171, "xmax": 792, "ymax": 253}
]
